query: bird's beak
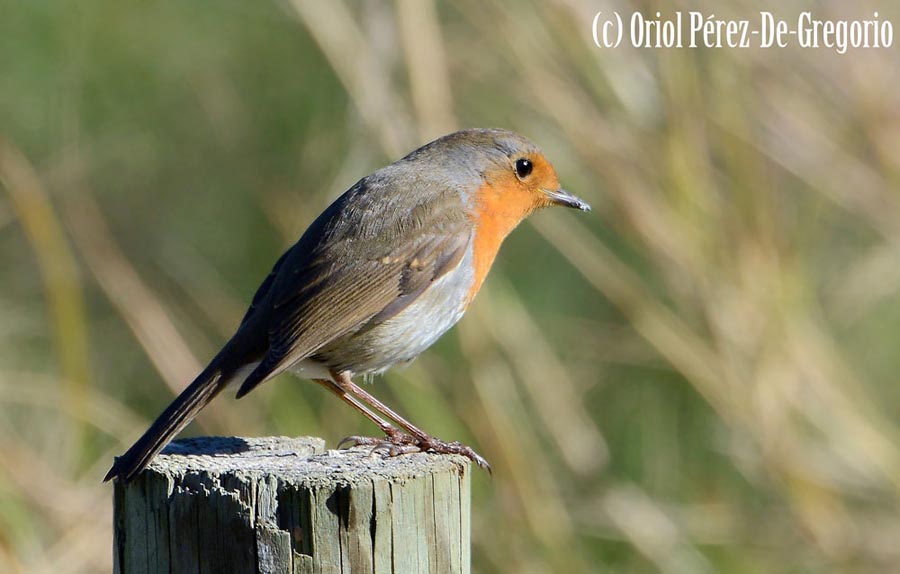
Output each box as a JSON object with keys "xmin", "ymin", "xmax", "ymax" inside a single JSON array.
[{"xmin": 542, "ymin": 188, "xmax": 591, "ymax": 212}]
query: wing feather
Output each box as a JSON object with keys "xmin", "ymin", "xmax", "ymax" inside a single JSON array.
[{"xmin": 235, "ymin": 174, "xmax": 471, "ymax": 398}]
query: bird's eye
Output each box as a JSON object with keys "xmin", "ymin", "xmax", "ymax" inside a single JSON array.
[{"xmin": 514, "ymin": 158, "xmax": 533, "ymax": 179}]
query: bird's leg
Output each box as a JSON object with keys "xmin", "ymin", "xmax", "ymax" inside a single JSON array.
[
  {"xmin": 329, "ymin": 370, "xmax": 491, "ymax": 471},
  {"xmin": 312, "ymin": 379, "xmax": 415, "ymax": 446},
  {"xmin": 329, "ymin": 371, "xmax": 429, "ymax": 441}
]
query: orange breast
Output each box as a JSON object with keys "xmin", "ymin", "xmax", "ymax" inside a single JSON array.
[{"xmin": 467, "ymin": 178, "xmax": 540, "ymax": 303}]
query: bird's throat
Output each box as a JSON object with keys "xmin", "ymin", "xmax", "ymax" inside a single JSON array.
[{"xmin": 467, "ymin": 181, "xmax": 539, "ymax": 303}]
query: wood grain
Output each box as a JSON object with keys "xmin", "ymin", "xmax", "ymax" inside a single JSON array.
[{"xmin": 112, "ymin": 436, "xmax": 471, "ymax": 574}]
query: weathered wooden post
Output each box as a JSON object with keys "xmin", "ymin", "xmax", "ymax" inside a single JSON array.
[{"xmin": 112, "ymin": 436, "xmax": 471, "ymax": 573}]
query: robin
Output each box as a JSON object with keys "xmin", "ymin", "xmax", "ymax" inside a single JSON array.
[{"xmin": 104, "ymin": 128, "xmax": 590, "ymax": 482}]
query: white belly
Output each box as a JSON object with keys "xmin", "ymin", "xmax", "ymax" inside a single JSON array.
[{"xmin": 308, "ymin": 242, "xmax": 476, "ymax": 376}]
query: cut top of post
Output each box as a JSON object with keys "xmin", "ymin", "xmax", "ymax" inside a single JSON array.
[{"xmin": 146, "ymin": 435, "xmax": 469, "ymax": 487}]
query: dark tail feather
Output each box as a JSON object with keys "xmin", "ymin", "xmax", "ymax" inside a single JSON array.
[{"xmin": 104, "ymin": 365, "xmax": 228, "ymax": 483}]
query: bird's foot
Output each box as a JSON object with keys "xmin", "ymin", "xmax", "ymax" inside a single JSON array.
[
  {"xmin": 338, "ymin": 426, "xmax": 417, "ymax": 449},
  {"xmin": 415, "ymin": 436, "xmax": 492, "ymax": 473},
  {"xmin": 339, "ymin": 430, "xmax": 491, "ymax": 473}
]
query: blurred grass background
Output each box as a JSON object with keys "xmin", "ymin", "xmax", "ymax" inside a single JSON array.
[{"xmin": 2, "ymin": 0, "xmax": 900, "ymax": 572}]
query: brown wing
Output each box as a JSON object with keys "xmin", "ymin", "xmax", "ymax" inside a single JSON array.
[{"xmin": 235, "ymin": 174, "xmax": 471, "ymax": 398}]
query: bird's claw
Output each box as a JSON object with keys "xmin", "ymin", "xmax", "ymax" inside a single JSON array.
[
  {"xmin": 337, "ymin": 435, "xmax": 371, "ymax": 449},
  {"xmin": 418, "ymin": 437, "xmax": 492, "ymax": 474},
  {"xmin": 338, "ymin": 431, "xmax": 491, "ymax": 473},
  {"xmin": 371, "ymin": 442, "xmax": 422, "ymax": 457},
  {"xmin": 338, "ymin": 429, "xmax": 417, "ymax": 450}
]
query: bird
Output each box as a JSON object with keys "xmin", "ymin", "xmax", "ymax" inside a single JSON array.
[{"xmin": 104, "ymin": 128, "xmax": 590, "ymax": 482}]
